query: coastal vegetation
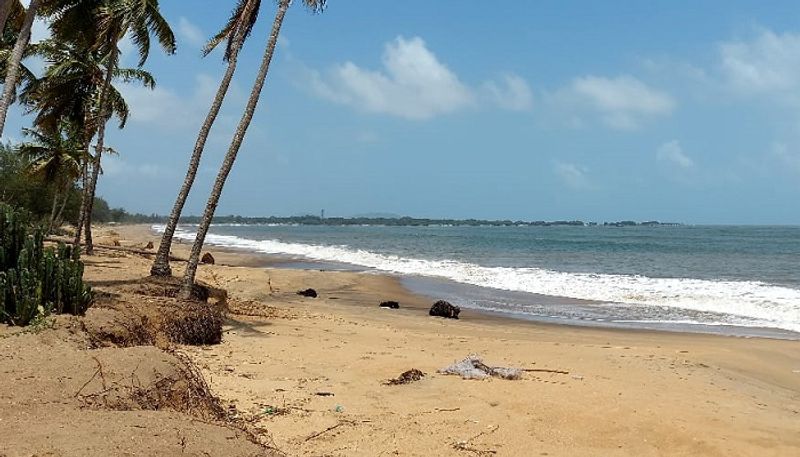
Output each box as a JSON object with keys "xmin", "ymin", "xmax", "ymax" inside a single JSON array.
[{"xmin": 0, "ymin": 203, "xmax": 92, "ymax": 326}]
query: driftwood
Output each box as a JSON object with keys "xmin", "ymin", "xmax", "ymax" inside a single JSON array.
[{"xmin": 45, "ymin": 237, "xmax": 185, "ymax": 261}]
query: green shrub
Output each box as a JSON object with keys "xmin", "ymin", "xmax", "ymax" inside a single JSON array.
[{"xmin": 0, "ymin": 204, "xmax": 92, "ymax": 326}]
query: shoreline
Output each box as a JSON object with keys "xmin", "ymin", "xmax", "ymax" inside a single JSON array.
[
  {"xmin": 52, "ymin": 223, "xmax": 800, "ymax": 455},
  {"xmin": 143, "ymin": 223, "xmax": 799, "ymax": 340},
  {"xmin": 112, "ymin": 224, "xmax": 800, "ymax": 371}
]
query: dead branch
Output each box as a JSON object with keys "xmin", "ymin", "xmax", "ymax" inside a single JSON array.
[
  {"xmin": 304, "ymin": 421, "xmax": 354, "ymax": 442},
  {"xmin": 521, "ymin": 368, "xmax": 570, "ymax": 375},
  {"xmin": 453, "ymin": 425, "xmax": 500, "ymax": 456},
  {"xmin": 74, "ymin": 362, "xmax": 102, "ymax": 398}
]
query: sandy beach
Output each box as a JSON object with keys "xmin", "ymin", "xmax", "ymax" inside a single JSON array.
[{"xmin": 3, "ymin": 224, "xmax": 799, "ymax": 456}]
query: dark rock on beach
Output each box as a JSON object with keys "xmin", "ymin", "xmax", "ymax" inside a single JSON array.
[
  {"xmin": 201, "ymin": 252, "xmax": 215, "ymax": 265},
  {"xmin": 297, "ymin": 288, "xmax": 318, "ymax": 298},
  {"xmin": 379, "ymin": 300, "xmax": 400, "ymax": 309},
  {"xmin": 386, "ymin": 368, "xmax": 425, "ymax": 385},
  {"xmin": 429, "ymin": 300, "xmax": 460, "ymax": 319}
]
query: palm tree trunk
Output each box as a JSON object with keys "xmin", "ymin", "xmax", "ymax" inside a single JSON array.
[
  {"xmin": 151, "ymin": 0, "xmax": 257, "ymax": 277},
  {"xmin": 80, "ymin": 48, "xmax": 117, "ymax": 255},
  {"xmin": 83, "ymin": 150, "xmax": 102, "ymax": 254},
  {"xmin": 48, "ymin": 182, "xmax": 59, "ymax": 233},
  {"xmin": 0, "ymin": 1, "xmax": 14, "ymax": 34},
  {"xmin": 73, "ymin": 155, "xmax": 89, "ymax": 246},
  {"xmin": 180, "ymin": 0, "xmax": 289, "ymax": 298},
  {"xmin": 54, "ymin": 179, "xmax": 70, "ymax": 229},
  {"xmin": 0, "ymin": 0, "xmax": 38, "ymax": 137}
]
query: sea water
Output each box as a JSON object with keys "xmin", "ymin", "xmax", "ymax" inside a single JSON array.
[{"xmin": 157, "ymin": 224, "xmax": 800, "ymax": 338}]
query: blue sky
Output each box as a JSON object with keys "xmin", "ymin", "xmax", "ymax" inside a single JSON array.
[{"xmin": 5, "ymin": 0, "xmax": 800, "ymax": 223}]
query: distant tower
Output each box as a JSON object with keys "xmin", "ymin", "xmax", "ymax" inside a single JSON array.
[{"xmin": 321, "ymin": 209, "xmax": 325, "ymax": 219}]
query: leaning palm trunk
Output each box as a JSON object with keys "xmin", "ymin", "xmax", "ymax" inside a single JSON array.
[
  {"xmin": 78, "ymin": 49, "xmax": 117, "ymax": 255},
  {"xmin": 180, "ymin": 0, "xmax": 289, "ymax": 298},
  {"xmin": 0, "ymin": 0, "xmax": 39, "ymax": 137},
  {"xmin": 151, "ymin": 0, "xmax": 257, "ymax": 277}
]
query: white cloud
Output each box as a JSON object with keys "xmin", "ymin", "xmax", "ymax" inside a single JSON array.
[
  {"xmin": 720, "ymin": 30, "xmax": 800, "ymax": 95},
  {"xmin": 642, "ymin": 57, "xmax": 709, "ymax": 83},
  {"xmin": 561, "ymin": 75, "xmax": 675, "ymax": 130},
  {"xmin": 177, "ymin": 17, "xmax": 205, "ymax": 48},
  {"xmin": 308, "ymin": 36, "xmax": 473, "ymax": 120},
  {"xmin": 554, "ymin": 161, "xmax": 591, "ymax": 190},
  {"xmin": 657, "ymin": 140, "xmax": 695, "ymax": 169},
  {"xmin": 483, "ymin": 74, "xmax": 533, "ymax": 111}
]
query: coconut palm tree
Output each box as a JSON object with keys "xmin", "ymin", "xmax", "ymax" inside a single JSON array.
[
  {"xmin": 0, "ymin": 0, "xmax": 39, "ymax": 137},
  {"xmin": 18, "ymin": 123, "xmax": 84, "ymax": 232},
  {"xmin": 180, "ymin": 0, "xmax": 326, "ymax": 298},
  {"xmin": 20, "ymin": 36, "xmax": 152, "ymax": 245},
  {"xmin": 73, "ymin": 0, "xmax": 175, "ymax": 254},
  {"xmin": 150, "ymin": 0, "xmax": 262, "ymax": 277}
]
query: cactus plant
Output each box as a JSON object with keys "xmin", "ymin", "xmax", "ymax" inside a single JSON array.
[{"xmin": 0, "ymin": 204, "xmax": 92, "ymax": 326}]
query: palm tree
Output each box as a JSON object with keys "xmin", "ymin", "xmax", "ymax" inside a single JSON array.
[
  {"xmin": 18, "ymin": 123, "xmax": 84, "ymax": 232},
  {"xmin": 0, "ymin": 0, "xmax": 39, "ymax": 137},
  {"xmin": 73, "ymin": 0, "xmax": 175, "ymax": 254},
  {"xmin": 180, "ymin": 0, "xmax": 326, "ymax": 298},
  {"xmin": 20, "ymin": 36, "xmax": 151, "ymax": 244},
  {"xmin": 151, "ymin": 0, "xmax": 262, "ymax": 277}
]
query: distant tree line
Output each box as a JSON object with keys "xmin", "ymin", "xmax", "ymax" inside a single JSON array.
[
  {"xmin": 0, "ymin": 143, "xmax": 159, "ymax": 226},
  {"xmin": 114, "ymin": 214, "xmax": 678, "ymax": 227}
]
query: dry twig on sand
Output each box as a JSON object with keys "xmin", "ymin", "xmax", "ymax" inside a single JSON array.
[
  {"xmin": 304, "ymin": 420, "xmax": 360, "ymax": 442},
  {"xmin": 453, "ymin": 425, "xmax": 500, "ymax": 456},
  {"xmin": 522, "ymin": 368, "xmax": 570, "ymax": 375}
]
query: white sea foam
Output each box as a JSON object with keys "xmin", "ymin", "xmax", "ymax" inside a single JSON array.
[{"xmin": 156, "ymin": 225, "xmax": 800, "ymax": 333}]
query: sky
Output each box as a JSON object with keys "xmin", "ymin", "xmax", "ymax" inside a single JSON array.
[{"xmin": 5, "ymin": 0, "xmax": 800, "ymax": 224}]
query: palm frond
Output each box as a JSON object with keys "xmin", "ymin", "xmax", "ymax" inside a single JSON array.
[
  {"xmin": 203, "ymin": 0, "xmax": 261, "ymax": 61},
  {"xmin": 113, "ymin": 67, "xmax": 155, "ymax": 88}
]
